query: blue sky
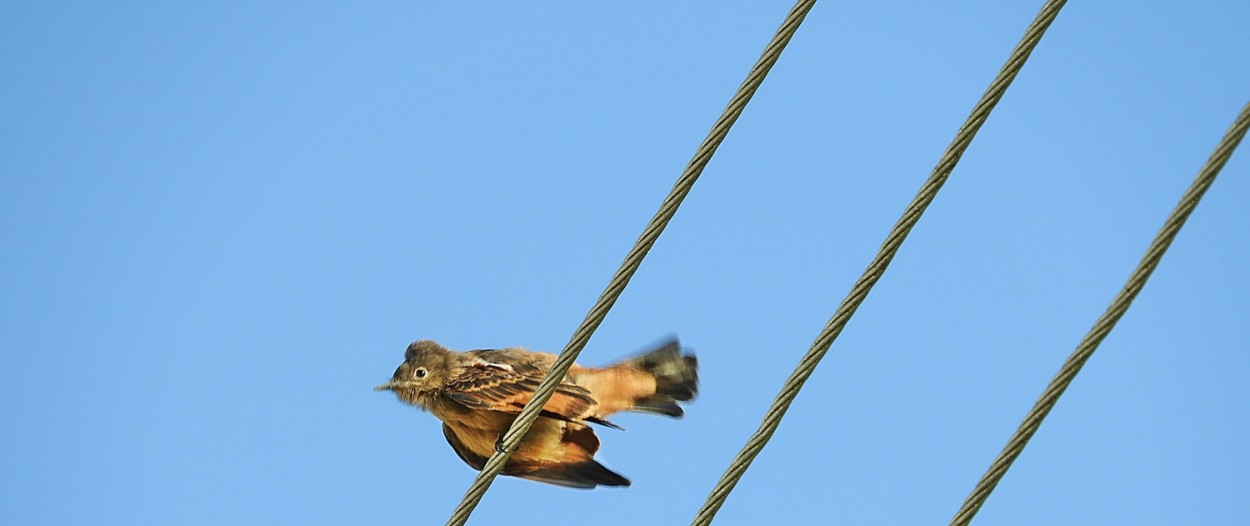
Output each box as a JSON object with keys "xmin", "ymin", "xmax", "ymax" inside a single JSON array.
[{"xmin": 3, "ymin": 2, "xmax": 1248, "ymax": 525}]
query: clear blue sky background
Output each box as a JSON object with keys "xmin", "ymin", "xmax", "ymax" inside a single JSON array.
[{"xmin": 3, "ymin": 3, "xmax": 1247, "ymax": 525}]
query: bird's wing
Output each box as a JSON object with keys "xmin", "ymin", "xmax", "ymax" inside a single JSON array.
[
  {"xmin": 442, "ymin": 349, "xmax": 601, "ymax": 424},
  {"xmin": 442, "ymin": 423, "xmax": 488, "ymax": 471},
  {"xmin": 443, "ymin": 420, "xmax": 629, "ymax": 489}
]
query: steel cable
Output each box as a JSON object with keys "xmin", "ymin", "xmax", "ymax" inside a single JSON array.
[
  {"xmin": 444, "ymin": 1, "xmax": 818, "ymax": 524},
  {"xmin": 691, "ymin": 1, "xmax": 1068, "ymax": 524},
  {"xmin": 949, "ymin": 99, "xmax": 1250, "ymax": 526}
]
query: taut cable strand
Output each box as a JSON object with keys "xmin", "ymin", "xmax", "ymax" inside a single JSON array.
[
  {"xmin": 690, "ymin": 1, "xmax": 1068, "ymax": 524},
  {"xmin": 444, "ymin": 1, "xmax": 818, "ymax": 524},
  {"xmin": 949, "ymin": 100, "xmax": 1250, "ymax": 526}
]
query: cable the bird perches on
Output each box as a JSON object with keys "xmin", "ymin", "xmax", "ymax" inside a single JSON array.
[{"xmin": 444, "ymin": 1, "xmax": 819, "ymax": 524}]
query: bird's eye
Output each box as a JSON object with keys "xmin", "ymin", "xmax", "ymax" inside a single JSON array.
[{"xmin": 415, "ymin": 367, "xmax": 428, "ymax": 378}]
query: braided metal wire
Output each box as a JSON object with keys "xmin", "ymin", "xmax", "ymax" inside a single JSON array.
[
  {"xmin": 949, "ymin": 100, "xmax": 1250, "ymax": 526},
  {"xmin": 691, "ymin": 1, "xmax": 1069, "ymax": 524},
  {"xmin": 444, "ymin": 1, "xmax": 818, "ymax": 524}
]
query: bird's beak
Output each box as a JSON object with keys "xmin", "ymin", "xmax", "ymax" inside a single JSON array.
[{"xmin": 375, "ymin": 379, "xmax": 420, "ymax": 392}]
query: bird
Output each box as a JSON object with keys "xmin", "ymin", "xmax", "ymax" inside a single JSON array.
[{"xmin": 375, "ymin": 337, "xmax": 698, "ymax": 489}]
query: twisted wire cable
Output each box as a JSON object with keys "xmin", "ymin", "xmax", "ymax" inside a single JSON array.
[
  {"xmin": 949, "ymin": 99, "xmax": 1250, "ymax": 526},
  {"xmin": 445, "ymin": 1, "xmax": 818, "ymax": 524},
  {"xmin": 691, "ymin": 1, "xmax": 1069, "ymax": 524}
]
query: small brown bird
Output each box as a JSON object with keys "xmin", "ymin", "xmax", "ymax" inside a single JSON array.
[{"xmin": 375, "ymin": 338, "xmax": 698, "ymax": 489}]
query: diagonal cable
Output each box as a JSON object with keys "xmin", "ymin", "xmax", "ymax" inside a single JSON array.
[
  {"xmin": 690, "ymin": 1, "xmax": 1069, "ymax": 524},
  {"xmin": 949, "ymin": 100, "xmax": 1250, "ymax": 526},
  {"xmin": 444, "ymin": 1, "xmax": 819, "ymax": 524}
]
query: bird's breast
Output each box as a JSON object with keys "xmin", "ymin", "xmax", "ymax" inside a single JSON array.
[{"xmin": 429, "ymin": 395, "xmax": 515, "ymax": 431}]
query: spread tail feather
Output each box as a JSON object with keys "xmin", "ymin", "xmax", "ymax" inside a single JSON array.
[
  {"xmin": 616, "ymin": 339, "xmax": 698, "ymax": 418},
  {"xmin": 519, "ymin": 460, "xmax": 631, "ymax": 489}
]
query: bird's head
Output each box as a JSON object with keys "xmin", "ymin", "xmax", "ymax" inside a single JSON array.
[{"xmin": 374, "ymin": 340, "xmax": 455, "ymax": 407}]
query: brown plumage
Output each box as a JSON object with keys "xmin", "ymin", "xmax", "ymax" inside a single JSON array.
[{"xmin": 375, "ymin": 338, "xmax": 698, "ymax": 488}]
